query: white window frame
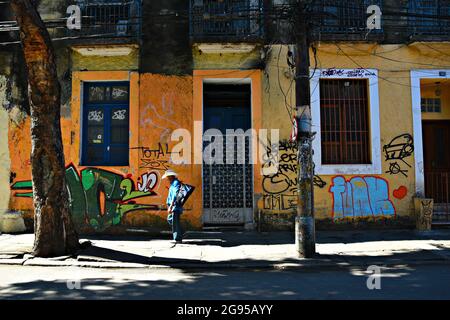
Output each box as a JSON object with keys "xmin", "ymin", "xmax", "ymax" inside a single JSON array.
[
  {"xmin": 310, "ymin": 68, "xmax": 382, "ymax": 175},
  {"xmin": 411, "ymin": 69, "xmax": 450, "ymax": 197}
]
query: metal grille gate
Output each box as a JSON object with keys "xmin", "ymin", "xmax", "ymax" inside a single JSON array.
[
  {"xmin": 426, "ymin": 172, "xmax": 450, "ymax": 225},
  {"xmin": 203, "ymin": 134, "xmax": 253, "ymax": 225},
  {"xmin": 423, "ymin": 121, "xmax": 450, "ymax": 225}
]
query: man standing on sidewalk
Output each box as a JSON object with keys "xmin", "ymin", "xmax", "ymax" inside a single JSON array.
[{"xmin": 163, "ymin": 170, "xmax": 183, "ymax": 243}]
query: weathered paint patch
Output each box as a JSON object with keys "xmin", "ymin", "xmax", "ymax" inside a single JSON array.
[
  {"xmin": 0, "ymin": 75, "xmax": 11, "ymax": 223},
  {"xmin": 192, "ymin": 44, "xmax": 263, "ymax": 70},
  {"xmin": 8, "ymin": 73, "xmax": 197, "ymax": 232},
  {"xmin": 8, "ymin": 118, "xmax": 46, "ymax": 212},
  {"xmin": 71, "ymin": 46, "xmax": 139, "ymax": 71},
  {"xmin": 138, "ymin": 74, "xmax": 200, "ymax": 228}
]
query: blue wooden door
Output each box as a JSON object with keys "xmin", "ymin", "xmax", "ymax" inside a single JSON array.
[{"xmin": 82, "ymin": 82, "xmax": 130, "ymax": 166}]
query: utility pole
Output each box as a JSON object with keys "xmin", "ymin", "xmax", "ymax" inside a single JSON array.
[{"xmin": 294, "ymin": 0, "xmax": 315, "ymax": 258}]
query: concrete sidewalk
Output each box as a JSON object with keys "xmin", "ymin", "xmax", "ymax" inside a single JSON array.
[{"xmin": 1, "ymin": 229, "xmax": 450, "ymax": 270}]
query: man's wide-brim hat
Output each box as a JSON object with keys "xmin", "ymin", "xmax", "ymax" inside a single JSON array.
[{"xmin": 162, "ymin": 170, "xmax": 178, "ymax": 180}]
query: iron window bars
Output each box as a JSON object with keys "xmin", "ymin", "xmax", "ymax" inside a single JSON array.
[{"xmin": 189, "ymin": 0, "xmax": 264, "ymax": 42}]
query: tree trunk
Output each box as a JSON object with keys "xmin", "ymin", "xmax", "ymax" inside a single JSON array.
[{"xmin": 11, "ymin": 0, "xmax": 79, "ymax": 257}]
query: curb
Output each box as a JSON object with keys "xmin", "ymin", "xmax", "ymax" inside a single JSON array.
[{"xmin": 1, "ymin": 256, "xmax": 449, "ymax": 271}]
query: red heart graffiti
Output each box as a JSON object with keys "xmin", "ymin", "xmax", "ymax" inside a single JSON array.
[{"xmin": 393, "ymin": 186, "xmax": 408, "ymax": 200}]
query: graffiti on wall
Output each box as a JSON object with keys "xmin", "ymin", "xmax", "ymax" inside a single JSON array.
[
  {"xmin": 262, "ymin": 140, "xmax": 298, "ymax": 211},
  {"xmin": 420, "ymin": 199, "xmax": 433, "ymax": 228},
  {"xmin": 320, "ymin": 68, "xmax": 376, "ymax": 78},
  {"xmin": 10, "ymin": 164, "xmax": 160, "ymax": 231},
  {"xmin": 329, "ymin": 176, "xmax": 396, "ymax": 220},
  {"xmin": 262, "ymin": 141, "xmax": 298, "ymax": 195},
  {"xmin": 383, "ymin": 134, "xmax": 414, "ymax": 177},
  {"xmin": 88, "ymin": 110, "xmax": 104, "ymax": 122},
  {"xmin": 141, "ymin": 96, "xmax": 182, "ymax": 142},
  {"xmin": 112, "ymin": 109, "xmax": 127, "ymax": 121},
  {"xmin": 211, "ymin": 208, "xmax": 241, "ymax": 223},
  {"xmin": 137, "ymin": 172, "xmax": 158, "ymax": 193},
  {"xmin": 313, "ymin": 174, "xmax": 327, "ymax": 189},
  {"xmin": 261, "ymin": 140, "xmax": 326, "ymax": 211},
  {"xmin": 263, "ymin": 194, "xmax": 298, "ymax": 211},
  {"xmin": 393, "ymin": 186, "xmax": 408, "ymax": 200},
  {"xmin": 132, "ymin": 143, "xmax": 180, "ymax": 171},
  {"xmin": 10, "ymin": 180, "xmax": 33, "ymax": 198}
]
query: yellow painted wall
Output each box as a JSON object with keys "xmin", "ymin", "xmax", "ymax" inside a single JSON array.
[
  {"xmin": 8, "ymin": 119, "xmax": 32, "ymax": 212},
  {"xmin": 8, "ymin": 70, "xmax": 198, "ymax": 233},
  {"xmin": 257, "ymin": 42, "xmax": 450, "ymax": 224},
  {"xmin": 0, "ymin": 76, "xmax": 10, "ymax": 218},
  {"xmin": 262, "ymin": 45, "xmax": 295, "ymax": 139},
  {"xmin": 7, "ymin": 41, "xmax": 450, "ymax": 231}
]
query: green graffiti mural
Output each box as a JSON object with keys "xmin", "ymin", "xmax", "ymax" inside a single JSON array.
[
  {"xmin": 9, "ymin": 180, "xmax": 33, "ymax": 198},
  {"xmin": 11, "ymin": 164, "xmax": 159, "ymax": 232}
]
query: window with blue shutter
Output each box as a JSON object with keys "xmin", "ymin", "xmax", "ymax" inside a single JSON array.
[{"xmin": 82, "ymin": 82, "xmax": 130, "ymax": 166}]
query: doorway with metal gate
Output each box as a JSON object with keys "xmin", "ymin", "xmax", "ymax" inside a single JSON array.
[
  {"xmin": 423, "ymin": 120, "xmax": 450, "ymax": 224},
  {"xmin": 202, "ymin": 83, "xmax": 253, "ymax": 226}
]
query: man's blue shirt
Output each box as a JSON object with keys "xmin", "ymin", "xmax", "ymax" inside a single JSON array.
[{"xmin": 167, "ymin": 179, "xmax": 183, "ymax": 213}]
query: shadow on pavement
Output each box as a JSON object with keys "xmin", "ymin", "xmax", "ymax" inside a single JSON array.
[
  {"xmin": 316, "ymin": 228, "xmax": 450, "ymax": 244},
  {"xmin": 1, "ymin": 252, "xmax": 450, "ymax": 300},
  {"xmin": 2, "ymin": 230, "xmax": 450, "ymax": 299},
  {"xmin": 83, "ymin": 231, "xmax": 296, "ymax": 247},
  {"xmin": 77, "ymin": 244, "xmax": 450, "ymax": 269},
  {"xmin": 81, "ymin": 229, "xmax": 450, "ymax": 247}
]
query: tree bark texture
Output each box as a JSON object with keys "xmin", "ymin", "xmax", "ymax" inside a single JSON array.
[{"xmin": 11, "ymin": 0, "xmax": 79, "ymax": 257}]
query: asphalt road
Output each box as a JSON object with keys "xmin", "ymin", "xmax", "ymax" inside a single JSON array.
[{"xmin": 0, "ymin": 264, "xmax": 449, "ymax": 300}]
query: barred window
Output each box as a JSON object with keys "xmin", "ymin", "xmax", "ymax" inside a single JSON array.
[
  {"xmin": 408, "ymin": 0, "xmax": 450, "ymax": 36},
  {"xmin": 320, "ymin": 79, "xmax": 371, "ymax": 164}
]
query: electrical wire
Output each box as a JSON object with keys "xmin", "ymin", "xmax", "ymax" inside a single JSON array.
[
  {"xmin": 421, "ymin": 42, "xmax": 450, "ymax": 58},
  {"xmin": 2, "ymin": 1, "xmax": 450, "ymax": 45},
  {"xmin": 334, "ymin": 43, "xmax": 443, "ymax": 89},
  {"xmin": 2, "ymin": 2, "xmax": 450, "ymax": 90},
  {"xmin": 276, "ymin": 45, "xmax": 294, "ymax": 121},
  {"xmin": 338, "ymin": 43, "xmax": 450, "ymax": 69}
]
